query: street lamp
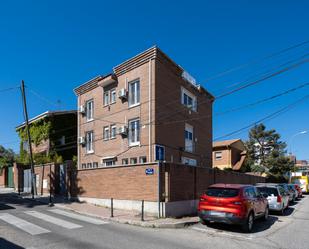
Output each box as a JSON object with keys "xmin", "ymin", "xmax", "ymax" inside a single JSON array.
[{"xmin": 289, "ymin": 131, "xmax": 308, "ymax": 155}]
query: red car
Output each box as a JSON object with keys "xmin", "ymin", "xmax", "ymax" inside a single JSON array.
[
  {"xmin": 198, "ymin": 184, "xmax": 269, "ymax": 232},
  {"xmin": 294, "ymin": 184, "xmax": 303, "ymax": 198}
]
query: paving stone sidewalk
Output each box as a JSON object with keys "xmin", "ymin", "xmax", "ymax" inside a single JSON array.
[{"xmin": 20, "ymin": 194, "xmax": 199, "ymax": 228}]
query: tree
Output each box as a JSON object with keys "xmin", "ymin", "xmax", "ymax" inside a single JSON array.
[
  {"xmin": 244, "ymin": 123, "xmax": 293, "ymax": 177},
  {"xmin": 0, "ymin": 145, "xmax": 15, "ymax": 169}
]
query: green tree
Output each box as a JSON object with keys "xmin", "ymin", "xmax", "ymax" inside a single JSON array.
[
  {"xmin": 0, "ymin": 145, "xmax": 15, "ymax": 169},
  {"xmin": 244, "ymin": 123, "xmax": 293, "ymax": 177}
]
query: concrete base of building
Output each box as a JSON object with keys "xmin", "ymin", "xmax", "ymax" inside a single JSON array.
[{"xmin": 74, "ymin": 197, "xmax": 199, "ymax": 217}]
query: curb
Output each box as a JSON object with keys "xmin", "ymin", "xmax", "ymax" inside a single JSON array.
[{"xmin": 15, "ymin": 194, "xmax": 199, "ymax": 229}]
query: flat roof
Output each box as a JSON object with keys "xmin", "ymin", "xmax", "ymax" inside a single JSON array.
[{"xmin": 16, "ymin": 110, "xmax": 76, "ymax": 130}]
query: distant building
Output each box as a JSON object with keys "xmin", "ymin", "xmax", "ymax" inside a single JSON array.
[{"xmin": 213, "ymin": 139, "xmax": 247, "ymax": 170}]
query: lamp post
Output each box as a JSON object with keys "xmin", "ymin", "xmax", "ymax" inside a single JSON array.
[{"xmin": 289, "ymin": 131, "xmax": 307, "ymax": 155}]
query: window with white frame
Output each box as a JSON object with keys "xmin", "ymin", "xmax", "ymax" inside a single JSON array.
[
  {"xmin": 181, "ymin": 88, "xmax": 197, "ymax": 111},
  {"xmin": 128, "ymin": 119, "xmax": 140, "ymax": 146},
  {"xmin": 86, "ymin": 131, "xmax": 94, "ymax": 153},
  {"xmin": 185, "ymin": 123, "xmax": 194, "ymax": 152},
  {"xmin": 103, "ymin": 159, "xmax": 115, "ymax": 166},
  {"xmin": 122, "ymin": 158, "xmax": 128, "ymax": 165},
  {"xmin": 215, "ymin": 151, "xmax": 222, "ymax": 160},
  {"xmin": 139, "ymin": 156, "xmax": 147, "ymax": 164},
  {"xmin": 110, "ymin": 124, "xmax": 116, "ymax": 139},
  {"xmin": 110, "ymin": 89, "xmax": 116, "ymax": 104},
  {"xmin": 103, "ymin": 126, "xmax": 109, "ymax": 140},
  {"xmin": 86, "ymin": 100, "xmax": 94, "ymax": 121},
  {"xmin": 130, "ymin": 157, "xmax": 137, "ymax": 164},
  {"xmin": 128, "ymin": 79, "xmax": 140, "ymax": 107},
  {"xmin": 103, "ymin": 91, "xmax": 109, "ymax": 106}
]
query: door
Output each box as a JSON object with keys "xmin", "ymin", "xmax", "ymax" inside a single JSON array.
[
  {"xmin": 7, "ymin": 166, "xmax": 14, "ymax": 188},
  {"xmin": 23, "ymin": 169, "xmax": 31, "ymax": 193}
]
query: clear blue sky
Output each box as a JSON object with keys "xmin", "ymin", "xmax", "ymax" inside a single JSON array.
[{"xmin": 0, "ymin": 0, "xmax": 308, "ymax": 160}]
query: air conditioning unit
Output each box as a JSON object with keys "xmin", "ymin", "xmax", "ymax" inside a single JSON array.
[
  {"xmin": 118, "ymin": 88, "xmax": 127, "ymax": 99},
  {"xmin": 79, "ymin": 105, "xmax": 86, "ymax": 114},
  {"xmin": 78, "ymin": 136, "xmax": 86, "ymax": 145},
  {"xmin": 118, "ymin": 126, "xmax": 128, "ymax": 136}
]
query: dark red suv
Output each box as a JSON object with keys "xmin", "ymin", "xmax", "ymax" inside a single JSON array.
[{"xmin": 198, "ymin": 184, "xmax": 269, "ymax": 232}]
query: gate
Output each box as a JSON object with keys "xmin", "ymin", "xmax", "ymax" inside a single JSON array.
[
  {"xmin": 59, "ymin": 164, "xmax": 66, "ymax": 195},
  {"xmin": 23, "ymin": 169, "xmax": 31, "ymax": 193}
]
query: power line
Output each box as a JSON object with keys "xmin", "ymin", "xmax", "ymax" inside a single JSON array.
[
  {"xmin": 0, "ymin": 86, "xmax": 19, "ymax": 93},
  {"xmin": 203, "ymin": 40, "xmax": 309, "ymax": 83},
  {"xmin": 214, "ymin": 94, "xmax": 309, "ymax": 141}
]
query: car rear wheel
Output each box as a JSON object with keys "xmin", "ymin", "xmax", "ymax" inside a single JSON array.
[
  {"xmin": 242, "ymin": 212, "xmax": 254, "ymax": 233},
  {"xmin": 200, "ymin": 218, "xmax": 210, "ymax": 226}
]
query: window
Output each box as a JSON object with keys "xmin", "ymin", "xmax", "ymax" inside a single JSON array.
[
  {"xmin": 87, "ymin": 163, "xmax": 92, "ymax": 169},
  {"xmin": 130, "ymin": 158, "xmax": 137, "ymax": 164},
  {"xmin": 110, "ymin": 125, "xmax": 116, "ymax": 139},
  {"xmin": 93, "ymin": 162, "xmax": 98, "ymax": 168},
  {"xmin": 206, "ymin": 188, "xmax": 239, "ymax": 198},
  {"xmin": 185, "ymin": 123, "xmax": 194, "ymax": 152},
  {"xmin": 122, "ymin": 158, "xmax": 128, "ymax": 165},
  {"xmin": 215, "ymin": 151, "xmax": 222, "ymax": 160},
  {"xmin": 103, "ymin": 126, "xmax": 110, "ymax": 140},
  {"xmin": 86, "ymin": 100, "xmax": 94, "ymax": 121},
  {"xmin": 155, "ymin": 145, "xmax": 165, "ymax": 161},
  {"xmin": 110, "ymin": 89, "xmax": 116, "ymax": 104},
  {"xmin": 23, "ymin": 141, "xmax": 29, "ymax": 152},
  {"xmin": 103, "ymin": 91, "xmax": 109, "ymax": 106},
  {"xmin": 128, "ymin": 119, "xmax": 140, "ymax": 146},
  {"xmin": 139, "ymin": 156, "xmax": 147, "ymax": 164},
  {"xmin": 128, "ymin": 79, "xmax": 140, "ymax": 107},
  {"xmin": 86, "ymin": 131, "xmax": 94, "ymax": 153},
  {"xmin": 181, "ymin": 88, "xmax": 197, "ymax": 111},
  {"xmin": 181, "ymin": 157, "xmax": 197, "ymax": 166},
  {"xmin": 81, "ymin": 163, "xmax": 86, "ymax": 169},
  {"xmin": 103, "ymin": 159, "xmax": 115, "ymax": 166}
]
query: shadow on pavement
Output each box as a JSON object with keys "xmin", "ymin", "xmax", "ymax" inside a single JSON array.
[
  {"xmin": 203, "ymin": 215, "xmax": 279, "ymax": 234},
  {"xmin": 0, "ymin": 238, "xmax": 24, "ymax": 249},
  {"xmin": 0, "ymin": 192, "xmax": 46, "ymax": 209}
]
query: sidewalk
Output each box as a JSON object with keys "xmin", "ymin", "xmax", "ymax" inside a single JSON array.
[{"xmin": 20, "ymin": 194, "xmax": 199, "ymax": 228}]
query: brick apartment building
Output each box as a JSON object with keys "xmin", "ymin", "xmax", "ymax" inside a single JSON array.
[
  {"xmin": 74, "ymin": 46, "xmax": 214, "ymax": 169},
  {"xmin": 71, "ymin": 47, "xmax": 264, "ymax": 217}
]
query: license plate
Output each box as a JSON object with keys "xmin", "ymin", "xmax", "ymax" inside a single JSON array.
[{"xmin": 209, "ymin": 211, "xmax": 225, "ymax": 217}]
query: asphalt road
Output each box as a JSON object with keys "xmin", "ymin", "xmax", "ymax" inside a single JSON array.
[{"xmin": 1, "ymin": 191, "xmax": 309, "ymax": 249}]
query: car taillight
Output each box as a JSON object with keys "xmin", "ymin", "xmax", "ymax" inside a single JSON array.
[
  {"xmin": 277, "ymin": 195, "xmax": 282, "ymax": 203},
  {"xmin": 199, "ymin": 196, "xmax": 207, "ymax": 201}
]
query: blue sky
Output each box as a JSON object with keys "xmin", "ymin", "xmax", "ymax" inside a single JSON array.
[{"xmin": 0, "ymin": 0, "xmax": 308, "ymax": 159}]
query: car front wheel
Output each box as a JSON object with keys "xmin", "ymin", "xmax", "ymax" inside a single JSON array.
[
  {"xmin": 242, "ymin": 212, "xmax": 254, "ymax": 233},
  {"xmin": 263, "ymin": 207, "xmax": 269, "ymax": 220}
]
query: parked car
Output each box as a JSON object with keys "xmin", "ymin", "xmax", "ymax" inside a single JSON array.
[
  {"xmin": 287, "ymin": 184, "xmax": 298, "ymax": 202},
  {"xmin": 198, "ymin": 184, "xmax": 269, "ymax": 233},
  {"xmin": 277, "ymin": 183, "xmax": 294, "ymax": 203},
  {"xmin": 256, "ymin": 184, "xmax": 289, "ymax": 214},
  {"xmin": 294, "ymin": 184, "xmax": 303, "ymax": 198}
]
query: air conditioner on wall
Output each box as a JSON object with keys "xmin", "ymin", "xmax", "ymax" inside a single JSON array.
[
  {"xmin": 118, "ymin": 88, "xmax": 127, "ymax": 99},
  {"xmin": 118, "ymin": 126, "xmax": 128, "ymax": 135},
  {"xmin": 78, "ymin": 137, "xmax": 86, "ymax": 145},
  {"xmin": 79, "ymin": 105, "xmax": 86, "ymax": 114}
]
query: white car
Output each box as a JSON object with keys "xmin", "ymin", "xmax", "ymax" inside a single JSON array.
[{"xmin": 256, "ymin": 185, "xmax": 289, "ymax": 214}]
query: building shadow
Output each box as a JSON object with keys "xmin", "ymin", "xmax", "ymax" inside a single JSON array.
[{"xmin": 0, "ymin": 238, "xmax": 25, "ymax": 249}]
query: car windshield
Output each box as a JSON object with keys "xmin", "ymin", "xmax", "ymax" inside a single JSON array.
[
  {"xmin": 288, "ymin": 185, "xmax": 295, "ymax": 190},
  {"xmin": 257, "ymin": 187, "xmax": 278, "ymax": 196},
  {"xmin": 206, "ymin": 188, "xmax": 239, "ymax": 198}
]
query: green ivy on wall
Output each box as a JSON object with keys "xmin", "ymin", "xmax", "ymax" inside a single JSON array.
[{"xmin": 17, "ymin": 119, "xmax": 63, "ymax": 165}]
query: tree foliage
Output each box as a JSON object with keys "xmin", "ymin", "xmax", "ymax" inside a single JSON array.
[
  {"xmin": 0, "ymin": 145, "xmax": 15, "ymax": 169},
  {"xmin": 244, "ymin": 123, "xmax": 293, "ymax": 177}
]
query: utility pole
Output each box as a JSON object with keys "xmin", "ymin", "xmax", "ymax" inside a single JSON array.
[{"xmin": 21, "ymin": 80, "xmax": 37, "ymax": 198}]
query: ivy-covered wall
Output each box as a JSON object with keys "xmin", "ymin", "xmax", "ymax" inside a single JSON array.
[{"xmin": 17, "ymin": 112, "xmax": 77, "ymax": 165}]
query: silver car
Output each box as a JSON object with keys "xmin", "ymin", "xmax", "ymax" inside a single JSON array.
[{"xmin": 257, "ymin": 185, "xmax": 289, "ymax": 214}]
